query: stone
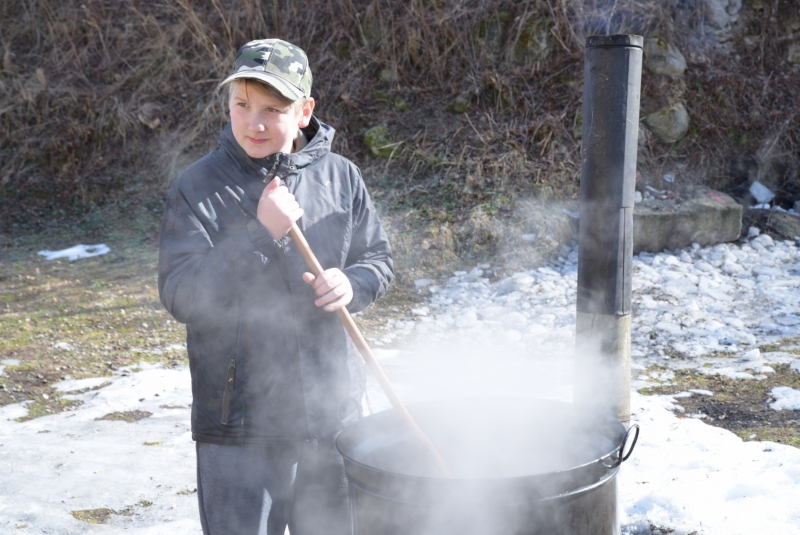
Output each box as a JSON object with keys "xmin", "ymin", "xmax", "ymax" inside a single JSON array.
[
  {"xmin": 788, "ymin": 43, "xmax": 800, "ymax": 65},
  {"xmin": 477, "ymin": 12, "xmax": 510, "ymax": 62},
  {"xmin": 743, "ymin": 35, "xmax": 760, "ymax": 52},
  {"xmin": 704, "ymin": 0, "xmax": 742, "ymax": 31},
  {"xmin": 363, "ymin": 125, "xmax": 400, "ymax": 158},
  {"xmin": 378, "ymin": 68, "xmax": 396, "ymax": 83},
  {"xmin": 414, "ymin": 279, "xmax": 435, "ymax": 289},
  {"xmin": 644, "ymin": 36, "xmax": 687, "ymax": 79},
  {"xmin": 512, "ymin": 18, "xmax": 551, "ymax": 65},
  {"xmin": 633, "ymin": 187, "xmax": 742, "ymax": 254},
  {"xmin": 453, "ymin": 94, "xmax": 471, "ymax": 114},
  {"xmin": 137, "ymin": 102, "xmax": 164, "ymax": 130},
  {"xmin": 749, "ymin": 181, "xmax": 775, "ymax": 204},
  {"xmin": 361, "ymin": 3, "xmax": 383, "ymax": 52},
  {"xmin": 743, "ymin": 209, "xmax": 800, "ymax": 241},
  {"xmin": 702, "ymin": 0, "xmax": 743, "ymax": 46},
  {"xmin": 643, "ymin": 102, "xmax": 690, "ymax": 143},
  {"xmin": 407, "ymin": 27, "xmax": 422, "ymax": 65}
]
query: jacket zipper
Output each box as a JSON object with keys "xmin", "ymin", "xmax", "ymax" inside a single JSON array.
[
  {"xmin": 220, "ymin": 358, "xmax": 236, "ymax": 424},
  {"xmin": 279, "ymin": 243, "xmax": 311, "ymax": 438},
  {"xmin": 262, "ymin": 154, "xmax": 281, "ymax": 183}
]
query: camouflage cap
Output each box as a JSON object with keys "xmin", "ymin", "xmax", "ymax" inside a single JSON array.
[{"xmin": 220, "ymin": 39, "xmax": 312, "ymax": 100}]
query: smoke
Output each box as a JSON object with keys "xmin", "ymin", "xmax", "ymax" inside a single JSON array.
[
  {"xmin": 566, "ymin": 0, "xmax": 656, "ymax": 41},
  {"xmin": 381, "ymin": 334, "xmax": 572, "ymax": 406},
  {"xmin": 564, "ymin": 0, "xmax": 748, "ymax": 63},
  {"xmin": 563, "ymin": 0, "xmax": 707, "ymax": 52},
  {"xmin": 343, "ymin": 304, "xmax": 628, "ymax": 534}
]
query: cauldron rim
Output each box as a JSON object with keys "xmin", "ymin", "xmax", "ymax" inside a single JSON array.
[{"xmin": 336, "ymin": 397, "xmax": 630, "ymax": 486}]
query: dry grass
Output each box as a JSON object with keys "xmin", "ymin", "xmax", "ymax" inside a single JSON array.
[
  {"xmin": 0, "ymin": 0, "xmax": 798, "ymax": 235},
  {"xmin": 638, "ymin": 363, "xmax": 800, "ymax": 448}
]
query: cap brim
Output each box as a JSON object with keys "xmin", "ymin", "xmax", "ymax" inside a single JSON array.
[{"xmin": 219, "ymin": 71, "xmax": 305, "ymax": 101}]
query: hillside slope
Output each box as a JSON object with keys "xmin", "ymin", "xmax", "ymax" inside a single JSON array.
[{"xmin": 1, "ymin": 0, "xmax": 798, "ymax": 259}]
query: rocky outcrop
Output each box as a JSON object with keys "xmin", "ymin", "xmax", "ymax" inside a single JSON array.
[
  {"xmin": 641, "ymin": 35, "xmax": 690, "ymax": 144},
  {"xmin": 703, "ymin": 0, "xmax": 743, "ymax": 44}
]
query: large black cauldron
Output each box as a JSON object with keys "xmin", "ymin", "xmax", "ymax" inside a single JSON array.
[{"xmin": 336, "ymin": 398, "xmax": 638, "ymax": 535}]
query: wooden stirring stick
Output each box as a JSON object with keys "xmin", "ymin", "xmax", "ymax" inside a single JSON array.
[{"xmin": 289, "ymin": 223, "xmax": 451, "ymax": 477}]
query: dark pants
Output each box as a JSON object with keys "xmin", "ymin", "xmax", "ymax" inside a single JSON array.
[{"xmin": 196, "ymin": 438, "xmax": 352, "ymax": 535}]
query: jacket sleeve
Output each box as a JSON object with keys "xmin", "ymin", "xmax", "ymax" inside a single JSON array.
[
  {"xmin": 343, "ymin": 169, "xmax": 394, "ymax": 314},
  {"xmin": 157, "ymin": 178, "xmax": 283, "ymax": 325}
]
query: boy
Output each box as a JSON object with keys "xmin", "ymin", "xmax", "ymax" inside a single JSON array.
[{"xmin": 158, "ymin": 38, "xmax": 394, "ymax": 535}]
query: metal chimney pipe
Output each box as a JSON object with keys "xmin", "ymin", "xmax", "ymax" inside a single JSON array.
[{"xmin": 575, "ymin": 35, "xmax": 643, "ymax": 428}]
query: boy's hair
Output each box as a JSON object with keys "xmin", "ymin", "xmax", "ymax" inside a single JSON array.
[{"xmin": 227, "ymin": 79, "xmax": 307, "ymax": 112}]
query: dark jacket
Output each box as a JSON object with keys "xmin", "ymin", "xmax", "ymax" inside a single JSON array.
[{"xmin": 158, "ymin": 117, "xmax": 393, "ymax": 445}]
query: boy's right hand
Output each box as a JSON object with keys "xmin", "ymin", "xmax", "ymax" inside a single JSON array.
[{"xmin": 257, "ymin": 177, "xmax": 304, "ymax": 240}]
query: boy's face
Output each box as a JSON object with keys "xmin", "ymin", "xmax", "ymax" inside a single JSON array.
[{"xmin": 228, "ymin": 81, "xmax": 315, "ymax": 159}]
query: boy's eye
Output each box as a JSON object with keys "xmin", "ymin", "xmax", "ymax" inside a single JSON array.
[{"xmin": 266, "ymin": 107, "xmax": 280, "ymax": 113}]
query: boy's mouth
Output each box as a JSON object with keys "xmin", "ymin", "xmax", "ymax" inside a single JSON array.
[{"xmin": 247, "ymin": 137, "xmax": 268, "ymax": 145}]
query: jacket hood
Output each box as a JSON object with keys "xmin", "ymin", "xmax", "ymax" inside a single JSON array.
[{"xmin": 218, "ymin": 116, "xmax": 334, "ymax": 178}]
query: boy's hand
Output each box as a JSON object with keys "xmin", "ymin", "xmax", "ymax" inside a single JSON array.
[
  {"xmin": 302, "ymin": 269, "xmax": 353, "ymax": 312},
  {"xmin": 257, "ymin": 177, "xmax": 304, "ymax": 240}
]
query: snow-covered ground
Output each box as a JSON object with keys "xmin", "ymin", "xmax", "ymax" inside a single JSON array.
[
  {"xmin": 2, "ymin": 230, "xmax": 799, "ymax": 534},
  {"xmin": 0, "ymin": 366, "xmax": 198, "ymax": 534}
]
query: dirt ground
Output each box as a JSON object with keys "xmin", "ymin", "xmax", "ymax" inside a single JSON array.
[
  {"xmin": 638, "ymin": 362, "xmax": 800, "ymax": 447},
  {"xmin": 0, "ymin": 234, "xmax": 420, "ymax": 423},
  {"xmin": 1, "ymin": 232, "xmax": 798, "ymax": 451}
]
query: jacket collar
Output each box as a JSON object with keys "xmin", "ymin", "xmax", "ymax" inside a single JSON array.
[{"xmin": 218, "ymin": 117, "xmax": 333, "ymax": 180}]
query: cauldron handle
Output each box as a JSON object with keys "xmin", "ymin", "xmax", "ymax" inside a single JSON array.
[{"xmin": 619, "ymin": 424, "xmax": 640, "ymax": 463}]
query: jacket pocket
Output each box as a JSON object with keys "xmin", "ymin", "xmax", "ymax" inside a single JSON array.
[{"xmin": 220, "ymin": 359, "xmax": 236, "ymax": 424}]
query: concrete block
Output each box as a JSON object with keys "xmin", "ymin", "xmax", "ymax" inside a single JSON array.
[
  {"xmin": 744, "ymin": 209, "xmax": 800, "ymax": 240},
  {"xmin": 633, "ymin": 187, "xmax": 742, "ymax": 253},
  {"xmin": 767, "ymin": 212, "xmax": 800, "ymax": 239}
]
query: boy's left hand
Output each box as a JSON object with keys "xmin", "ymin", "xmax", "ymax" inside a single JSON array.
[{"xmin": 302, "ymin": 269, "xmax": 353, "ymax": 312}]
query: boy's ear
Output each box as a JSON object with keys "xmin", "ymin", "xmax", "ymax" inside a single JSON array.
[{"xmin": 298, "ymin": 98, "xmax": 315, "ymax": 128}]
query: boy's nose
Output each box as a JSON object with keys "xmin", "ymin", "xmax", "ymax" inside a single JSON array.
[{"xmin": 250, "ymin": 117, "xmax": 265, "ymax": 132}]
